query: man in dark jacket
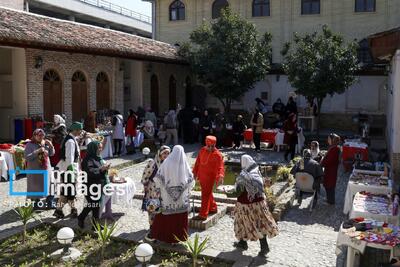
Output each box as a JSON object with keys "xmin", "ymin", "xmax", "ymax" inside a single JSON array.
[{"xmin": 291, "ymin": 149, "xmax": 323, "ymax": 207}]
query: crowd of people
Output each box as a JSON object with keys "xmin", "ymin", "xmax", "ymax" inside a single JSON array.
[
  {"xmin": 21, "ymin": 95, "xmax": 343, "ymax": 257},
  {"xmin": 23, "ymin": 124, "xmax": 280, "ymax": 256}
]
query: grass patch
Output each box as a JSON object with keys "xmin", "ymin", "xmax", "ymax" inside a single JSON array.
[{"xmin": 0, "ymin": 224, "xmax": 232, "ymax": 267}]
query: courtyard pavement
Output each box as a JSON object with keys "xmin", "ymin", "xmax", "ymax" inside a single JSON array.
[{"xmin": 0, "ymin": 145, "xmax": 348, "ymax": 267}]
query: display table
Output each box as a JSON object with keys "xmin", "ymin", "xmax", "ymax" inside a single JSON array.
[
  {"xmin": 0, "ymin": 154, "xmax": 8, "ymax": 180},
  {"xmin": 100, "ymin": 177, "xmax": 136, "ymax": 214},
  {"xmin": 274, "ymin": 131, "xmax": 285, "ymax": 152},
  {"xmin": 0, "ymin": 151, "xmax": 15, "ymax": 180},
  {"xmin": 343, "ymin": 170, "xmax": 392, "ymax": 214},
  {"xmin": 243, "ymin": 129, "xmax": 278, "ymax": 144},
  {"xmin": 297, "ymin": 115, "xmax": 316, "ymax": 132},
  {"xmin": 342, "ymin": 142, "xmax": 369, "ymax": 162},
  {"xmin": 349, "ymin": 192, "xmax": 398, "ymax": 225},
  {"xmin": 101, "ymin": 135, "xmax": 114, "ymax": 159},
  {"xmin": 336, "ymin": 221, "xmax": 400, "ymax": 267}
]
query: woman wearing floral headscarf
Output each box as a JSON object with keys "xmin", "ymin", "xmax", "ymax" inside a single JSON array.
[
  {"xmin": 151, "ymin": 145, "xmax": 195, "ymax": 244},
  {"xmin": 233, "ymin": 155, "xmax": 278, "ymax": 256},
  {"xmin": 24, "ymin": 129, "xmax": 55, "ymax": 207},
  {"xmin": 141, "ymin": 145, "xmax": 171, "ymax": 240}
]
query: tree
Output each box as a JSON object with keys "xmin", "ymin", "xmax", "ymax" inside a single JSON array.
[
  {"xmin": 179, "ymin": 8, "xmax": 272, "ymax": 113},
  {"xmin": 281, "ymin": 25, "xmax": 360, "ymax": 130}
]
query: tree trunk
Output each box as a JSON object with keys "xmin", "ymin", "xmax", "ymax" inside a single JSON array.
[
  {"xmin": 316, "ymin": 97, "xmax": 324, "ymax": 136},
  {"xmin": 217, "ymin": 97, "xmax": 226, "ymax": 112}
]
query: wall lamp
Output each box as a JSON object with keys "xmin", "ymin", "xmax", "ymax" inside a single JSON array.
[{"xmin": 35, "ymin": 56, "xmax": 43, "ymax": 69}]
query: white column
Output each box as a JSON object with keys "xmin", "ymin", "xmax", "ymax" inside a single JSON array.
[{"xmin": 391, "ymin": 50, "xmax": 400, "ymax": 154}]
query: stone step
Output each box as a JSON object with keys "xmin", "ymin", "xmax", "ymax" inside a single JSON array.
[
  {"xmin": 272, "ymin": 185, "xmax": 296, "ymax": 221},
  {"xmin": 189, "ymin": 204, "xmax": 228, "ymax": 230}
]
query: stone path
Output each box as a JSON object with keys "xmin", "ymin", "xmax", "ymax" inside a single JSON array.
[{"xmin": 0, "ymin": 146, "xmax": 348, "ymax": 267}]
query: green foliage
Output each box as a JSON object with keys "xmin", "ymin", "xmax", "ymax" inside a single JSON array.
[
  {"xmin": 93, "ymin": 220, "xmax": 118, "ymax": 261},
  {"xmin": 276, "ymin": 166, "xmax": 291, "ymax": 181},
  {"xmin": 175, "ymin": 233, "xmax": 209, "ymax": 267},
  {"xmin": 180, "ymin": 8, "xmax": 272, "ymax": 112},
  {"xmin": 14, "ymin": 203, "xmax": 39, "ymax": 244},
  {"xmin": 281, "ymin": 25, "xmax": 359, "ymax": 120},
  {"xmin": 161, "ymin": 252, "xmax": 189, "ymax": 267},
  {"xmin": 264, "ymin": 187, "xmax": 277, "ymax": 212}
]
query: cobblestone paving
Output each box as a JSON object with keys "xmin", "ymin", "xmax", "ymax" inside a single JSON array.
[{"xmin": 0, "ymin": 147, "xmax": 348, "ymax": 267}]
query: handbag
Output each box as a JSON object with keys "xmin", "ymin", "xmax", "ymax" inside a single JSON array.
[{"xmin": 141, "ymin": 167, "xmax": 161, "ymax": 213}]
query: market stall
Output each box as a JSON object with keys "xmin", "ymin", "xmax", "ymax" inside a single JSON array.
[
  {"xmin": 243, "ymin": 128, "xmax": 279, "ymax": 144},
  {"xmin": 336, "ymin": 219, "xmax": 400, "ymax": 267},
  {"xmin": 342, "ymin": 140, "xmax": 369, "ymax": 162},
  {"xmin": 349, "ymin": 192, "xmax": 399, "ymax": 225},
  {"xmin": 343, "ymin": 169, "xmax": 392, "ymax": 214}
]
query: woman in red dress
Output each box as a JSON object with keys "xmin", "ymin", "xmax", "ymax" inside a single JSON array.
[
  {"xmin": 151, "ymin": 145, "xmax": 195, "ymax": 243},
  {"xmin": 321, "ymin": 133, "xmax": 341, "ymax": 205},
  {"xmin": 125, "ymin": 109, "xmax": 137, "ymax": 154}
]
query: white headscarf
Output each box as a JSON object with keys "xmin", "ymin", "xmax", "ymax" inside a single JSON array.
[
  {"xmin": 154, "ymin": 145, "xmax": 194, "ymax": 214},
  {"xmin": 52, "ymin": 114, "xmax": 66, "ymax": 130},
  {"xmin": 143, "ymin": 120, "xmax": 155, "ymax": 137},
  {"xmin": 311, "ymin": 141, "xmax": 320, "ymax": 159},
  {"xmin": 236, "ymin": 155, "xmax": 265, "ymax": 201}
]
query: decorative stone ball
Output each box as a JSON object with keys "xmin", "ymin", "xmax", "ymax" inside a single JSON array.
[
  {"xmin": 135, "ymin": 243, "xmax": 154, "ymax": 263},
  {"xmin": 57, "ymin": 227, "xmax": 74, "ymax": 244},
  {"xmin": 142, "ymin": 147, "xmax": 151, "ymax": 156}
]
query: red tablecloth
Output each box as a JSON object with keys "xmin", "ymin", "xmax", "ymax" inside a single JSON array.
[
  {"xmin": 243, "ymin": 129, "xmax": 278, "ymax": 144},
  {"xmin": 342, "ymin": 145, "xmax": 368, "ymax": 161}
]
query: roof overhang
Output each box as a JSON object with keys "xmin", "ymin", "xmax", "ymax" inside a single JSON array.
[{"xmin": 368, "ymin": 27, "xmax": 400, "ymax": 64}]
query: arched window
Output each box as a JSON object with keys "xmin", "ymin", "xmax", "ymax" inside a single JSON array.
[
  {"xmin": 71, "ymin": 71, "xmax": 88, "ymax": 121},
  {"xmin": 96, "ymin": 72, "xmax": 110, "ymax": 110},
  {"xmin": 169, "ymin": 0, "xmax": 185, "ymax": 21},
  {"xmin": 43, "ymin": 69, "xmax": 62, "ymax": 121},
  {"xmin": 252, "ymin": 0, "xmax": 270, "ymax": 17},
  {"xmin": 212, "ymin": 0, "xmax": 229, "ymax": 19}
]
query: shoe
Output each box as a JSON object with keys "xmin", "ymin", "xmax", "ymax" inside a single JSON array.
[
  {"xmin": 259, "ymin": 237, "xmax": 270, "ymax": 257},
  {"xmin": 53, "ymin": 209, "xmax": 65, "ymax": 219},
  {"xmin": 70, "ymin": 208, "xmax": 78, "ymax": 218},
  {"xmin": 78, "ymin": 218, "xmax": 85, "ymax": 229},
  {"xmin": 233, "ymin": 240, "xmax": 248, "ymax": 250},
  {"xmin": 192, "ymin": 215, "xmax": 206, "ymax": 221}
]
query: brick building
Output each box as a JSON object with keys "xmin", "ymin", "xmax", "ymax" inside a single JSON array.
[{"xmin": 0, "ymin": 3, "xmax": 191, "ymax": 141}]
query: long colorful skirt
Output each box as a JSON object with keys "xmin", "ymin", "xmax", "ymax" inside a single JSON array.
[
  {"xmin": 151, "ymin": 212, "xmax": 188, "ymax": 243},
  {"xmin": 234, "ymin": 200, "xmax": 278, "ymax": 241}
]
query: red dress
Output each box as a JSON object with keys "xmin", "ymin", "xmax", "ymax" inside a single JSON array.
[
  {"xmin": 125, "ymin": 115, "xmax": 137, "ymax": 137},
  {"xmin": 193, "ymin": 146, "xmax": 225, "ymax": 218},
  {"xmin": 321, "ymin": 145, "xmax": 340, "ymax": 189},
  {"xmin": 283, "ymin": 119, "xmax": 297, "ymax": 145},
  {"xmin": 151, "ymin": 212, "xmax": 188, "ymax": 243}
]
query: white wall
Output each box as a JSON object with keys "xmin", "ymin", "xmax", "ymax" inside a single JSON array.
[
  {"xmin": 0, "ymin": 47, "xmax": 27, "ymax": 140},
  {"xmin": 387, "ymin": 50, "xmax": 400, "ymax": 155},
  {"xmin": 224, "ymin": 75, "xmax": 387, "ymax": 114}
]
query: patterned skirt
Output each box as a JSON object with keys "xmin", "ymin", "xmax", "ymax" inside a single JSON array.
[{"xmin": 234, "ymin": 200, "xmax": 279, "ymax": 241}]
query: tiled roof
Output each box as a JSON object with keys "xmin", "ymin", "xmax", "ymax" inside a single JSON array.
[
  {"xmin": 368, "ymin": 27, "xmax": 400, "ymax": 63},
  {"xmin": 0, "ymin": 7, "xmax": 185, "ymax": 64}
]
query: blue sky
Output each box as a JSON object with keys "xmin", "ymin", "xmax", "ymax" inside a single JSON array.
[{"xmin": 108, "ymin": 0, "xmax": 152, "ymax": 17}]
